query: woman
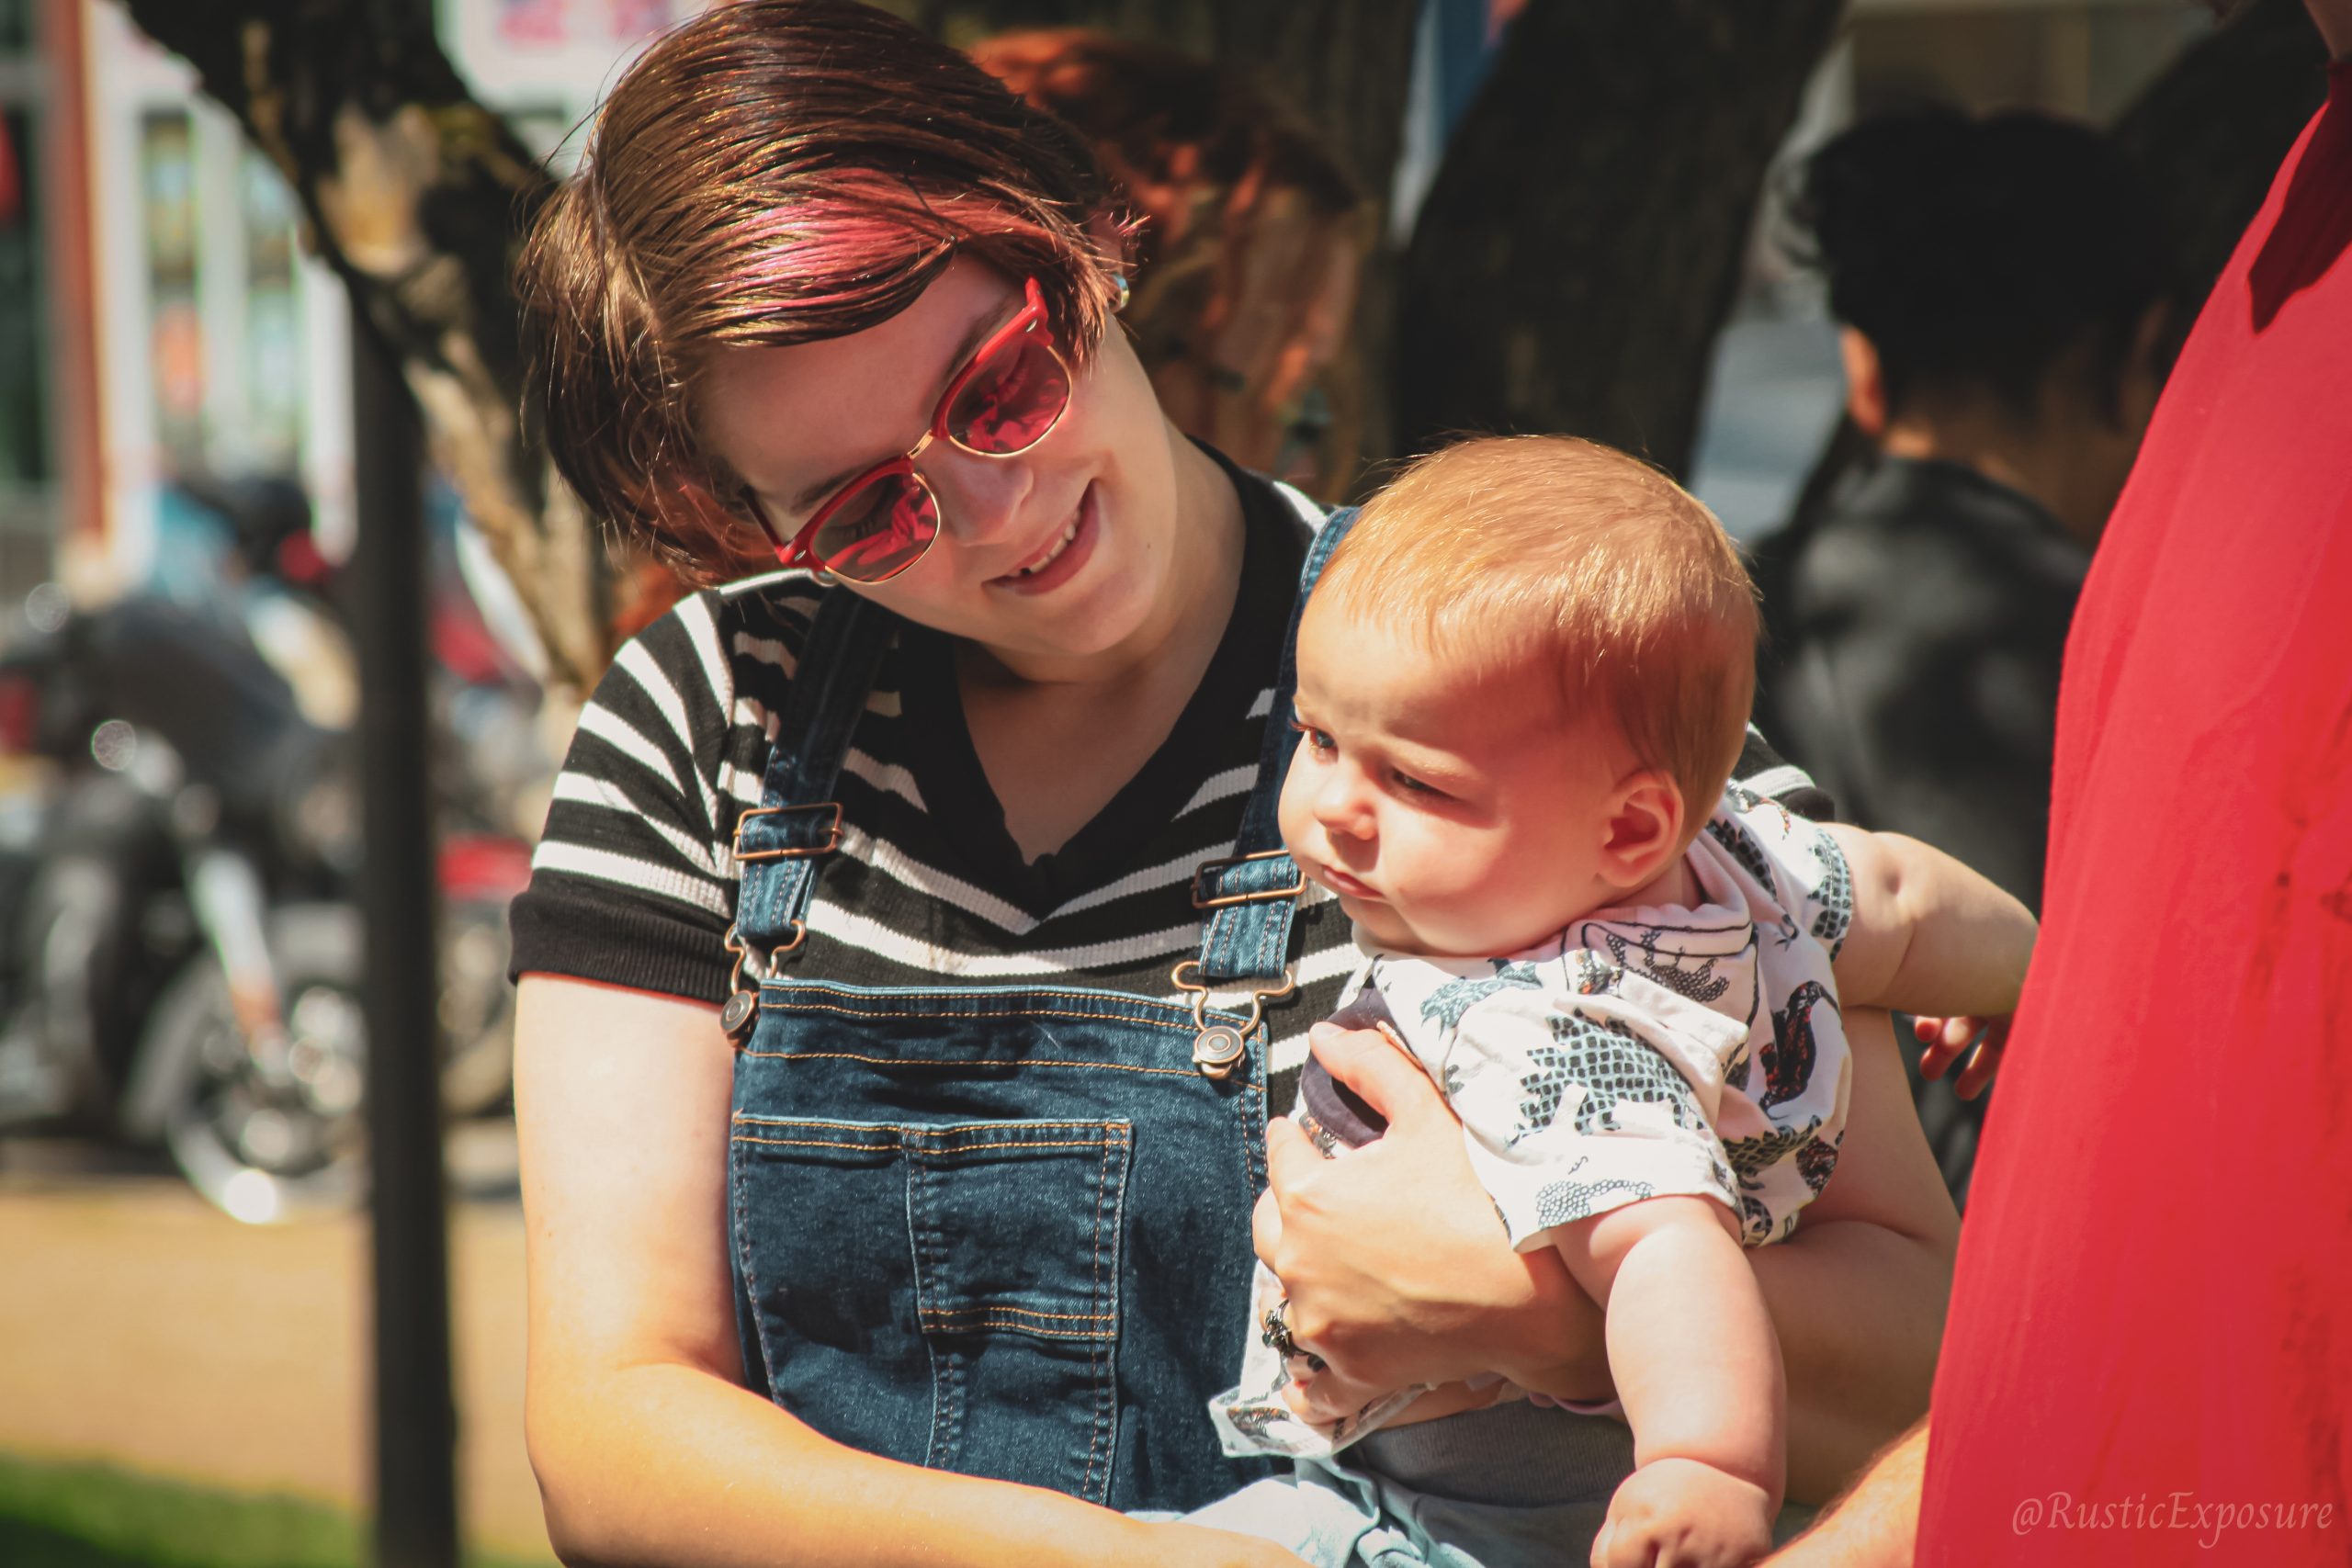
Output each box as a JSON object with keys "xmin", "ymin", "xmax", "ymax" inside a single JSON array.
[
  {"xmin": 1750, "ymin": 107, "xmax": 2170, "ymax": 1204},
  {"xmin": 508, "ymin": 6, "xmax": 1959, "ymax": 1563}
]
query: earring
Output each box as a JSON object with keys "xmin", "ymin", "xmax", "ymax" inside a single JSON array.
[{"xmin": 1110, "ymin": 274, "xmax": 1131, "ymax": 314}]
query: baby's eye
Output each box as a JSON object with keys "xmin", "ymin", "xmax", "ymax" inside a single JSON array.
[
  {"xmin": 1289, "ymin": 717, "xmax": 1336, "ymax": 754},
  {"xmin": 1391, "ymin": 770, "xmax": 1448, "ymax": 800}
]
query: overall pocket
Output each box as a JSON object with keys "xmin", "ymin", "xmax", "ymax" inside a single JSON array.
[{"xmin": 730, "ymin": 1113, "xmax": 1132, "ymax": 1506}]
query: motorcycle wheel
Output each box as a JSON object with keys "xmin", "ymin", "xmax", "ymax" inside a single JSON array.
[{"xmin": 145, "ymin": 904, "xmax": 368, "ymax": 1223}]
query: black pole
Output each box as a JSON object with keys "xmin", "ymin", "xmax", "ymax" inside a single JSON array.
[{"xmin": 350, "ymin": 299, "xmax": 459, "ymax": 1568}]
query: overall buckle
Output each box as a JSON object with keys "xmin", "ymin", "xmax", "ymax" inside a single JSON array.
[
  {"xmin": 732, "ymin": 802, "xmax": 842, "ymax": 863},
  {"xmin": 1190, "ymin": 849, "xmax": 1306, "ymax": 909}
]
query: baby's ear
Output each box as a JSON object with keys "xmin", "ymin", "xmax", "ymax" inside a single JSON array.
[{"xmin": 1598, "ymin": 771, "xmax": 1686, "ymax": 891}]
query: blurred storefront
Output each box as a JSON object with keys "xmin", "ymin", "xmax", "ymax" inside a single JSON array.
[
  {"xmin": 7, "ymin": 0, "xmax": 708, "ymax": 607},
  {"xmin": 0, "ymin": 1, "xmax": 85, "ymax": 602}
]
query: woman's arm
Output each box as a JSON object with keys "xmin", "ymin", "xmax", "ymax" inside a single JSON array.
[
  {"xmin": 516, "ymin": 975, "xmax": 1301, "ymax": 1568},
  {"xmin": 1752, "ymin": 1008, "xmax": 1957, "ymax": 1503},
  {"xmin": 1261, "ymin": 1008, "xmax": 1955, "ymax": 1508}
]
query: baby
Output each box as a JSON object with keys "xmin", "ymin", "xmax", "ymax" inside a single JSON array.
[{"xmin": 1193, "ymin": 436, "xmax": 2034, "ymax": 1568}]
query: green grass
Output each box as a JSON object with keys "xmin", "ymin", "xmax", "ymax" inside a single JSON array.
[{"xmin": 0, "ymin": 1454, "xmax": 551, "ymax": 1568}]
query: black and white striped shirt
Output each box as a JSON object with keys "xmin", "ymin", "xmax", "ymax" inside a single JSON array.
[
  {"xmin": 509, "ymin": 457, "xmax": 1823, "ymax": 1112},
  {"xmin": 511, "ymin": 460, "xmax": 1366, "ymax": 1102}
]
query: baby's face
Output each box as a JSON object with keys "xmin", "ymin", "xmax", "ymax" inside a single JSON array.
[{"xmin": 1279, "ymin": 600, "xmax": 1633, "ymax": 958}]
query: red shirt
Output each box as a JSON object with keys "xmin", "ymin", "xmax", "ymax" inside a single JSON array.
[{"xmin": 1918, "ymin": 63, "xmax": 2352, "ymax": 1566}]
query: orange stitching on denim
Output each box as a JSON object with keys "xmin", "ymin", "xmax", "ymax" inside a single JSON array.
[
  {"xmin": 762, "ymin": 982, "xmax": 1199, "ymax": 1019},
  {"xmin": 924, "ymin": 1138, "xmax": 1120, "ymax": 1153},
  {"xmin": 731, "ymin": 1135, "xmax": 895, "ymax": 1151},
  {"xmin": 727, "ymin": 1145, "xmax": 781, "ymax": 1397},
  {"xmin": 922, "ymin": 1305, "xmax": 1117, "ymax": 1322},
  {"xmin": 734, "ymin": 1115, "xmax": 1116, "ymax": 1133},
  {"xmin": 1082, "ymin": 1126, "xmax": 1111, "ymax": 1497},
  {"xmin": 738, "ymin": 1049, "xmax": 1202, "ymax": 1079},
  {"xmin": 756, "ymin": 997, "xmax": 1219, "ymax": 1033},
  {"xmin": 918, "ymin": 1318, "xmax": 1115, "ymax": 1341},
  {"xmin": 1235, "ymin": 1048, "xmax": 1257, "ymax": 1201}
]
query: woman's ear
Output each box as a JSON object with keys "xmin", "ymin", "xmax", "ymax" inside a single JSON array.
[
  {"xmin": 1597, "ymin": 772, "xmax": 1687, "ymax": 892},
  {"xmin": 1085, "ymin": 209, "xmax": 1139, "ymax": 280},
  {"xmin": 1838, "ymin": 326, "xmax": 1888, "ymax": 439}
]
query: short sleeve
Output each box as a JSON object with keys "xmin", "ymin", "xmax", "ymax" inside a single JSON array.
[
  {"xmin": 1715, "ymin": 787, "xmax": 1855, "ymax": 960},
  {"xmin": 506, "ymin": 591, "xmax": 754, "ymax": 1002}
]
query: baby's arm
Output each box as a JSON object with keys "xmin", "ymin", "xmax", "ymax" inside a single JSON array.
[
  {"xmin": 1554, "ymin": 1198, "xmax": 1782, "ymax": 1567},
  {"xmin": 1820, "ymin": 823, "xmax": 2035, "ymax": 1021}
]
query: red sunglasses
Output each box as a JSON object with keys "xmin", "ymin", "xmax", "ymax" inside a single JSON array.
[{"xmin": 752, "ymin": 276, "xmax": 1074, "ymax": 584}]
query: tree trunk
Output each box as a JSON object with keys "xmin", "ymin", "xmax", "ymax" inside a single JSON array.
[
  {"xmin": 1395, "ymin": 0, "xmax": 1844, "ymax": 479},
  {"xmin": 919, "ymin": 0, "xmax": 1419, "ymax": 199},
  {"xmin": 118, "ymin": 0, "xmax": 612, "ymax": 694},
  {"xmin": 920, "ymin": 0, "xmax": 1419, "ymax": 477},
  {"xmin": 2111, "ymin": 0, "xmax": 2329, "ymax": 342}
]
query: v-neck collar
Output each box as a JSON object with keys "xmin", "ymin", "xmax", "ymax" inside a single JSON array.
[{"xmin": 893, "ymin": 446, "xmax": 1307, "ymax": 919}]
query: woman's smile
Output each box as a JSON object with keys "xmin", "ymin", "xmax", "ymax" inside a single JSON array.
[{"xmin": 987, "ymin": 481, "xmax": 1100, "ymax": 594}]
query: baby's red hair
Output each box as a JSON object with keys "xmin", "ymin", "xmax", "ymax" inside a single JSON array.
[{"xmin": 1319, "ymin": 435, "xmax": 1759, "ymax": 823}]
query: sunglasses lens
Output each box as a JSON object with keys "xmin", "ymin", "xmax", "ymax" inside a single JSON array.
[
  {"xmin": 811, "ymin": 472, "xmax": 937, "ymax": 582},
  {"xmin": 946, "ymin": 333, "xmax": 1070, "ymax": 456}
]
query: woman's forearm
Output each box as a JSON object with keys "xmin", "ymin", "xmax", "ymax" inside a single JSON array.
[
  {"xmin": 531, "ymin": 1357, "xmax": 1174, "ymax": 1568},
  {"xmin": 1752, "ymin": 1005, "xmax": 1958, "ymax": 1506},
  {"xmin": 1752, "ymin": 1218, "xmax": 1951, "ymax": 1506}
]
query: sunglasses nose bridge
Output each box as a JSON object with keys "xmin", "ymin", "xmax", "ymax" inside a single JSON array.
[{"xmin": 920, "ymin": 442, "xmax": 1037, "ymax": 548}]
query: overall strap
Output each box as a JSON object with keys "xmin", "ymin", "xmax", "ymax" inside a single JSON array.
[
  {"xmin": 732, "ymin": 588, "xmax": 897, "ymax": 955},
  {"xmin": 1190, "ymin": 505, "xmax": 1359, "ymax": 987}
]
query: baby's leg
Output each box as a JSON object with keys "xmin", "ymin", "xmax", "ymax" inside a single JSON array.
[{"xmin": 1552, "ymin": 1196, "xmax": 1781, "ymax": 1568}]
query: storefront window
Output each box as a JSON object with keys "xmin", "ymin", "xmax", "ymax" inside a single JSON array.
[{"xmin": 141, "ymin": 107, "xmax": 203, "ymax": 472}]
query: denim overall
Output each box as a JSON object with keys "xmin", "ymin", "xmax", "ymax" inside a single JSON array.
[{"xmin": 722, "ymin": 512, "xmax": 1354, "ymax": 1513}]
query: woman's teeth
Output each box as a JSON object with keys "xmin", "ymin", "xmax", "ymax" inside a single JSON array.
[{"xmin": 1012, "ymin": 518, "xmax": 1080, "ymax": 577}]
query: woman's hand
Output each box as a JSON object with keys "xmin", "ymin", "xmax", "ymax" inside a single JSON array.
[
  {"xmin": 1912, "ymin": 1012, "xmax": 2008, "ymax": 1100},
  {"xmin": 1252, "ymin": 1021, "xmax": 1611, "ymax": 1408}
]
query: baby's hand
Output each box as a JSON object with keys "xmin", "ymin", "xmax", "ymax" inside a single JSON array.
[
  {"xmin": 1914, "ymin": 1012, "xmax": 2010, "ymax": 1100},
  {"xmin": 1589, "ymin": 1457, "xmax": 1774, "ymax": 1568}
]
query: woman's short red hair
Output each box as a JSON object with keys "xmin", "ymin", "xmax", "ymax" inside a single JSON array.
[{"xmin": 518, "ymin": 0, "xmax": 1126, "ymax": 584}]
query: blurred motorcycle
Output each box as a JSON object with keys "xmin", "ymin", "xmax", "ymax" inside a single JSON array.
[{"xmin": 0, "ymin": 479, "xmax": 535, "ymax": 1221}]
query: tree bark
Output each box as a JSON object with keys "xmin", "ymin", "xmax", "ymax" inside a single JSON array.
[
  {"xmin": 918, "ymin": 0, "xmax": 1419, "ymax": 200},
  {"xmin": 2111, "ymin": 0, "xmax": 2329, "ymax": 340},
  {"xmin": 118, "ymin": 0, "xmax": 611, "ymax": 694},
  {"xmin": 1395, "ymin": 0, "xmax": 1844, "ymax": 479},
  {"xmin": 920, "ymin": 0, "xmax": 1419, "ymax": 475}
]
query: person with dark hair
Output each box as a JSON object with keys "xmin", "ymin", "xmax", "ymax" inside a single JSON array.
[
  {"xmin": 1758, "ymin": 107, "xmax": 2171, "ymax": 915},
  {"xmin": 503, "ymin": 6, "xmax": 1962, "ymax": 1564},
  {"xmin": 1750, "ymin": 108, "xmax": 2171, "ymax": 1202},
  {"xmin": 1766, "ymin": 0, "xmax": 2352, "ymax": 1559}
]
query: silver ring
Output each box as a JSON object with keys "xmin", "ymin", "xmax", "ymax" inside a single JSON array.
[{"xmin": 1259, "ymin": 1298, "xmax": 1325, "ymax": 1371}]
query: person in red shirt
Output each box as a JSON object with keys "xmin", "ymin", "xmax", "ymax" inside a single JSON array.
[{"xmin": 1768, "ymin": 3, "xmax": 2352, "ymax": 1563}]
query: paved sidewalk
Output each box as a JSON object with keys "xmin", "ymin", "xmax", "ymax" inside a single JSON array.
[{"xmin": 0, "ymin": 1140, "xmax": 552, "ymax": 1562}]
